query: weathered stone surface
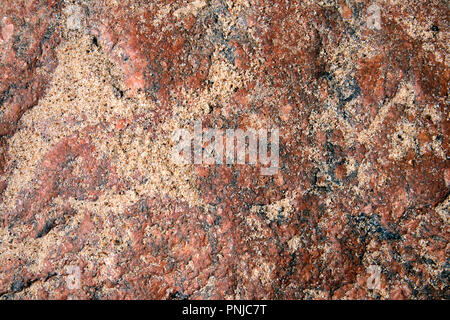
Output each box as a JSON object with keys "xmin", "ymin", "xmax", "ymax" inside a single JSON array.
[
  {"xmin": 0, "ymin": 0, "xmax": 61, "ymax": 136},
  {"xmin": 0, "ymin": 0, "xmax": 448, "ymax": 299}
]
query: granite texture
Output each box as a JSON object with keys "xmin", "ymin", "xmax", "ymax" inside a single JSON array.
[{"xmin": 0, "ymin": 0, "xmax": 448, "ymax": 299}]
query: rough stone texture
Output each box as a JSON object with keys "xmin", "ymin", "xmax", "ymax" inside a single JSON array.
[
  {"xmin": 0, "ymin": 0, "xmax": 61, "ymax": 138},
  {"xmin": 0, "ymin": 0, "xmax": 448, "ymax": 299}
]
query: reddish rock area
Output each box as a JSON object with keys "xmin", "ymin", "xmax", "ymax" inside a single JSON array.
[
  {"xmin": 0, "ymin": 0, "xmax": 61, "ymax": 137},
  {"xmin": 0, "ymin": 0, "xmax": 448, "ymax": 299}
]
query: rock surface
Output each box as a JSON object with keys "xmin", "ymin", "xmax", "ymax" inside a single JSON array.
[{"xmin": 0, "ymin": 0, "xmax": 448, "ymax": 299}]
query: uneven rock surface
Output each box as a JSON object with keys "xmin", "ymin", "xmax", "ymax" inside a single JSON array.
[{"xmin": 0, "ymin": 0, "xmax": 448, "ymax": 299}]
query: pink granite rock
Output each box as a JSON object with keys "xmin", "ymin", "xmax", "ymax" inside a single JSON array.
[{"xmin": 0, "ymin": 0, "xmax": 448, "ymax": 300}]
